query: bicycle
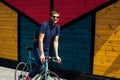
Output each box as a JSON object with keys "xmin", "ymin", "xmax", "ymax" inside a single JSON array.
[
  {"xmin": 14, "ymin": 46, "xmax": 60, "ymax": 80},
  {"xmin": 37, "ymin": 57, "xmax": 60, "ymax": 80}
]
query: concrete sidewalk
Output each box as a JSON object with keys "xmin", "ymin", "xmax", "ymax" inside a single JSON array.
[
  {"xmin": 0, "ymin": 66, "xmax": 66, "ymax": 80},
  {"xmin": 0, "ymin": 66, "xmax": 14, "ymax": 80}
]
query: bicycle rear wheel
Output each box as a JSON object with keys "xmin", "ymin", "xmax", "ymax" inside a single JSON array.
[
  {"xmin": 14, "ymin": 62, "xmax": 29, "ymax": 80},
  {"xmin": 39, "ymin": 71, "xmax": 60, "ymax": 80}
]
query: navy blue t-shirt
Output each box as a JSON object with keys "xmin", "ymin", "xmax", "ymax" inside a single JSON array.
[{"xmin": 34, "ymin": 21, "xmax": 60, "ymax": 52}]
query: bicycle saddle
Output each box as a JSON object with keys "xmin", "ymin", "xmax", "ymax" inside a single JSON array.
[
  {"xmin": 24, "ymin": 45, "xmax": 33, "ymax": 51},
  {"xmin": 26, "ymin": 47, "xmax": 33, "ymax": 51}
]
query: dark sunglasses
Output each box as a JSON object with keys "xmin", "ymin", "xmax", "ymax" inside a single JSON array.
[{"xmin": 52, "ymin": 16, "xmax": 59, "ymax": 19}]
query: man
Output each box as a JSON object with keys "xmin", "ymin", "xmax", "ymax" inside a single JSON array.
[{"xmin": 26, "ymin": 10, "xmax": 61, "ymax": 80}]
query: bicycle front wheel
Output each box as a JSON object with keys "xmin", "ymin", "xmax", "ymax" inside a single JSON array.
[
  {"xmin": 14, "ymin": 62, "xmax": 29, "ymax": 80},
  {"xmin": 39, "ymin": 71, "xmax": 60, "ymax": 80}
]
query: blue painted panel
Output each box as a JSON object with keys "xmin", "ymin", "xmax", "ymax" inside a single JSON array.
[
  {"xmin": 19, "ymin": 15, "xmax": 39, "ymax": 62},
  {"xmin": 59, "ymin": 16, "xmax": 92, "ymax": 73}
]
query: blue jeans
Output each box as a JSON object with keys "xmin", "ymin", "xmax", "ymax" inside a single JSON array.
[{"xmin": 28, "ymin": 48, "xmax": 49, "ymax": 78}]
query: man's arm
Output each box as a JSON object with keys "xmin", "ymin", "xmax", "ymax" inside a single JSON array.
[
  {"xmin": 54, "ymin": 36, "xmax": 61, "ymax": 63},
  {"xmin": 39, "ymin": 33, "xmax": 45, "ymax": 63},
  {"xmin": 54, "ymin": 36, "xmax": 59, "ymax": 56}
]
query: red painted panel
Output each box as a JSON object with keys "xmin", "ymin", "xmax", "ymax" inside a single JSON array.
[
  {"xmin": 54, "ymin": 0, "xmax": 109, "ymax": 25},
  {"xmin": 5, "ymin": 0, "xmax": 50, "ymax": 24},
  {"xmin": 5, "ymin": 0, "xmax": 109, "ymax": 26}
]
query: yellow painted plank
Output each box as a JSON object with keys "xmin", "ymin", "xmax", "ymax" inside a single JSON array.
[
  {"xmin": 0, "ymin": 13, "xmax": 17, "ymax": 17},
  {"xmin": 0, "ymin": 9, "xmax": 16, "ymax": 13},
  {"xmin": 94, "ymin": 50, "xmax": 120, "ymax": 56},
  {"xmin": 97, "ymin": 13, "xmax": 120, "ymax": 18},
  {"xmin": 95, "ymin": 24, "xmax": 118, "ymax": 30},
  {"xmin": 94, "ymin": 61, "xmax": 120, "ymax": 67},
  {"xmin": 0, "ymin": 41, "xmax": 17, "ymax": 45},
  {"xmin": 0, "ymin": 25, "xmax": 17, "ymax": 29},
  {"xmin": 94, "ymin": 55, "xmax": 120, "ymax": 65},
  {"xmin": 93, "ymin": 71, "xmax": 106, "ymax": 76},
  {"xmin": 0, "ymin": 18, "xmax": 17, "ymax": 21},
  {"xmin": 95, "ymin": 40, "xmax": 120, "ymax": 47},
  {"xmin": 0, "ymin": 49, "xmax": 17, "ymax": 54},
  {"xmin": 0, "ymin": 29, "xmax": 17, "ymax": 33},
  {"xmin": 96, "ymin": 19, "xmax": 119, "ymax": 24},
  {"xmin": 95, "ymin": 45, "xmax": 120, "ymax": 51},
  {"xmin": 0, "ymin": 37, "xmax": 17, "ymax": 42},
  {"xmin": 96, "ymin": 20, "xmax": 119, "ymax": 35},
  {"xmin": 0, "ymin": 49, "xmax": 18, "ymax": 56},
  {"xmin": 93, "ymin": 65, "xmax": 110, "ymax": 72},
  {"xmin": 93, "ymin": 65, "xmax": 120, "ymax": 77},
  {"xmin": 95, "ymin": 35, "xmax": 120, "ymax": 40},
  {"xmin": 0, "ymin": 22, "xmax": 17, "ymax": 25},
  {"xmin": 0, "ymin": 44, "xmax": 17, "ymax": 50},
  {"xmin": 0, "ymin": 53, "xmax": 18, "ymax": 60},
  {"xmin": 0, "ymin": 33, "xmax": 17, "ymax": 37},
  {"xmin": 95, "ymin": 30, "xmax": 115, "ymax": 35}
]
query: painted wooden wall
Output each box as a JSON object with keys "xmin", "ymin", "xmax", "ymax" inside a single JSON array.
[
  {"xmin": 0, "ymin": 0, "xmax": 120, "ymax": 79},
  {"xmin": 0, "ymin": 2, "xmax": 18, "ymax": 60},
  {"xmin": 93, "ymin": 0, "xmax": 120, "ymax": 79}
]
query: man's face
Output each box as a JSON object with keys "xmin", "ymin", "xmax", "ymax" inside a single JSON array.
[{"xmin": 51, "ymin": 13, "xmax": 60, "ymax": 24}]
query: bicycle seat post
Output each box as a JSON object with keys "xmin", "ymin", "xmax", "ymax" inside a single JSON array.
[
  {"xmin": 25, "ymin": 47, "xmax": 33, "ymax": 72},
  {"xmin": 29, "ymin": 50, "xmax": 32, "ymax": 71}
]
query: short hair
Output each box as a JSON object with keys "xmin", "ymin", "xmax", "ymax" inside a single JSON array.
[{"xmin": 50, "ymin": 10, "xmax": 60, "ymax": 16}]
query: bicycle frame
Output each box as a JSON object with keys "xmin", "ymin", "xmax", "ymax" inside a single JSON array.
[
  {"xmin": 35, "ymin": 57, "xmax": 59, "ymax": 80},
  {"xmin": 24, "ymin": 47, "xmax": 35, "ymax": 72},
  {"xmin": 15, "ymin": 46, "xmax": 60, "ymax": 80},
  {"xmin": 45, "ymin": 58, "xmax": 49, "ymax": 80},
  {"xmin": 27, "ymin": 50, "xmax": 35, "ymax": 71}
]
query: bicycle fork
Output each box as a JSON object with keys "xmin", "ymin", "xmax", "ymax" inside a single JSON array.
[{"xmin": 45, "ymin": 59, "xmax": 49, "ymax": 80}]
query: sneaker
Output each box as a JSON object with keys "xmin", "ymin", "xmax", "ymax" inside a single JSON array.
[{"xmin": 26, "ymin": 75, "xmax": 32, "ymax": 80}]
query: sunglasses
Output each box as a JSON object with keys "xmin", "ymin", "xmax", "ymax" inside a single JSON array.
[{"xmin": 52, "ymin": 16, "xmax": 59, "ymax": 19}]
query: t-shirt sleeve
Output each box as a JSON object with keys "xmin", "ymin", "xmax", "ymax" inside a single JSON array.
[
  {"xmin": 39, "ymin": 22, "xmax": 48, "ymax": 34},
  {"xmin": 56, "ymin": 25, "xmax": 60, "ymax": 36}
]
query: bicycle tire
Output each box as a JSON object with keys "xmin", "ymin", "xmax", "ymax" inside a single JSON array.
[
  {"xmin": 39, "ymin": 71, "xmax": 60, "ymax": 80},
  {"xmin": 14, "ymin": 62, "xmax": 29, "ymax": 80}
]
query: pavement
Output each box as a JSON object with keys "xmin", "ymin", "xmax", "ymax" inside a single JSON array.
[
  {"xmin": 0, "ymin": 66, "xmax": 14, "ymax": 80},
  {"xmin": 0, "ymin": 66, "xmax": 66, "ymax": 80}
]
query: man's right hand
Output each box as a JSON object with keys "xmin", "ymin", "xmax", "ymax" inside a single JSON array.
[{"xmin": 40, "ymin": 54, "xmax": 45, "ymax": 64}]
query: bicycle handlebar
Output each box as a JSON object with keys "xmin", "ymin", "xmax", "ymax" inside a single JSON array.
[
  {"xmin": 45, "ymin": 56, "xmax": 60, "ymax": 63},
  {"xmin": 45, "ymin": 56, "xmax": 57, "ymax": 60}
]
